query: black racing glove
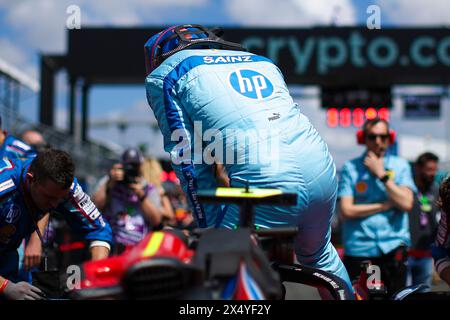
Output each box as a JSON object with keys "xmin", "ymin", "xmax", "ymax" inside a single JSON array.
[{"xmin": 3, "ymin": 281, "xmax": 46, "ymax": 300}]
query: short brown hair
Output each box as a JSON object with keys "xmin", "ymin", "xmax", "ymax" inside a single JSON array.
[
  {"xmin": 30, "ymin": 149, "xmax": 74, "ymax": 189},
  {"xmin": 363, "ymin": 118, "xmax": 390, "ymax": 135}
]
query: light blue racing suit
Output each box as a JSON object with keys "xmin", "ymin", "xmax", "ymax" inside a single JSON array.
[{"xmin": 145, "ymin": 49, "xmax": 352, "ymax": 290}]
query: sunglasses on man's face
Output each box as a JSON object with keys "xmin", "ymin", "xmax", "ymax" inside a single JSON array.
[{"xmin": 367, "ymin": 133, "xmax": 390, "ymax": 141}]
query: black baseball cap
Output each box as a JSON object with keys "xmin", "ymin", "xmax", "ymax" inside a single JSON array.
[{"xmin": 121, "ymin": 148, "xmax": 144, "ymax": 165}]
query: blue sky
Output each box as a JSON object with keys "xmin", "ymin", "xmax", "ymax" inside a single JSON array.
[{"xmin": 0, "ymin": 0, "xmax": 449, "ymax": 164}]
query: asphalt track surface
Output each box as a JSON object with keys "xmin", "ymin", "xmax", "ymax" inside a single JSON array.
[{"xmin": 284, "ymin": 282, "xmax": 322, "ymax": 299}]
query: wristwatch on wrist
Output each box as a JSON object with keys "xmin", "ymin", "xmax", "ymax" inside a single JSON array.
[{"xmin": 379, "ymin": 174, "xmax": 390, "ymax": 183}]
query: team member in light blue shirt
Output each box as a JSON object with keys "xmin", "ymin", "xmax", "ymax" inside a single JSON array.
[
  {"xmin": 338, "ymin": 118, "xmax": 415, "ymax": 295},
  {"xmin": 144, "ymin": 24, "xmax": 353, "ymax": 298}
]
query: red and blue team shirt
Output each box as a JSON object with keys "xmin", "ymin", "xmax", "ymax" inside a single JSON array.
[
  {"xmin": 0, "ymin": 157, "xmax": 112, "ymax": 280},
  {"xmin": 0, "ymin": 135, "xmax": 37, "ymax": 161}
]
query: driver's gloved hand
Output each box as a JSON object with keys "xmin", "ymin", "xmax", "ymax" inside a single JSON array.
[{"xmin": 3, "ymin": 281, "xmax": 46, "ymax": 300}]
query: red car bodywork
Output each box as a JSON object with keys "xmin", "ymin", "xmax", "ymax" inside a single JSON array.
[{"xmin": 77, "ymin": 231, "xmax": 194, "ymax": 293}]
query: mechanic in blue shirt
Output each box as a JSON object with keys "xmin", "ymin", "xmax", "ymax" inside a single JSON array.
[
  {"xmin": 144, "ymin": 24, "xmax": 353, "ymax": 298},
  {"xmin": 338, "ymin": 118, "xmax": 415, "ymax": 295},
  {"xmin": 432, "ymin": 175, "xmax": 450, "ymax": 285},
  {"xmin": 0, "ymin": 149, "xmax": 112, "ymax": 299},
  {"xmin": 0, "ymin": 121, "xmax": 42, "ymax": 274}
]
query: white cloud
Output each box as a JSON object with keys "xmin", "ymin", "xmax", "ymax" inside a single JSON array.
[
  {"xmin": 83, "ymin": 0, "xmax": 206, "ymax": 26},
  {"xmin": 1, "ymin": 0, "xmax": 209, "ymax": 54},
  {"xmin": 5, "ymin": 2, "xmax": 60, "ymax": 54},
  {"xmin": 225, "ymin": 0, "xmax": 356, "ymax": 26},
  {"xmin": 377, "ymin": 0, "xmax": 450, "ymax": 26},
  {"xmin": 82, "ymin": 1, "xmax": 146, "ymax": 26},
  {"xmin": 0, "ymin": 37, "xmax": 37, "ymax": 78},
  {"xmin": 292, "ymin": 0, "xmax": 356, "ymax": 26},
  {"xmin": 5, "ymin": 0, "xmax": 70, "ymax": 52}
]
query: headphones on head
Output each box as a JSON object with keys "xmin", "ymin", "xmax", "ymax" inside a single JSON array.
[{"xmin": 356, "ymin": 118, "xmax": 396, "ymax": 145}]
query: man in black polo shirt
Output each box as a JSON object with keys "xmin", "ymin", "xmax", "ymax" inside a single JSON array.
[{"xmin": 408, "ymin": 152, "xmax": 441, "ymax": 290}]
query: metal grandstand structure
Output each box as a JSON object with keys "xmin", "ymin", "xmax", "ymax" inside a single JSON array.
[{"xmin": 0, "ymin": 57, "xmax": 119, "ymax": 184}]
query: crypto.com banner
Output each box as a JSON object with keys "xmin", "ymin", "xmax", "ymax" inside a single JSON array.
[
  {"xmin": 227, "ymin": 27, "xmax": 450, "ymax": 86},
  {"xmin": 68, "ymin": 27, "xmax": 450, "ymax": 85}
]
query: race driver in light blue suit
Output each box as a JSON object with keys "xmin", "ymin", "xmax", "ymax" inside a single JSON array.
[{"xmin": 144, "ymin": 24, "xmax": 353, "ymax": 297}]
